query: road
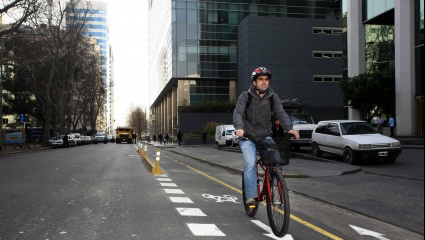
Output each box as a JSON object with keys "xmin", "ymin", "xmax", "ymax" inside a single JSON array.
[{"xmin": 0, "ymin": 143, "xmax": 423, "ymax": 239}]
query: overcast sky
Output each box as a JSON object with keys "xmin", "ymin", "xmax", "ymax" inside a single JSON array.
[{"xmin": 105, "ymin": 0, "xmax": 149, "ymax": 127}]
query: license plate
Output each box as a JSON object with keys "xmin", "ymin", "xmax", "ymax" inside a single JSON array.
[{"xmin": 378, "ymin": 151, "xmax": 388, "ymax": 157}]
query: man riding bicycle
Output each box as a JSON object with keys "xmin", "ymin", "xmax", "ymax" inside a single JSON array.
[{"xmin": 233, "ymin": 67, "xmax": 300, "ymax": 206}]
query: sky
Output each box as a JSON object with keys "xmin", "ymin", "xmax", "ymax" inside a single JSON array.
[{"xmin": 104, "ymin": 0, "xmax": 149, "ymax": 127}]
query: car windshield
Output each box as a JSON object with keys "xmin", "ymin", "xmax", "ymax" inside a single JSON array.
[
  {"xmin": 341, "ymin": 122, "xmax": 378, "ymax": 135},
  {"xmin": 290, "ymin": 115, "xmax": 314, "ymax": 124},
  {"xmin": 226, "ymin": 130, "xmax": 234, "ymax": 135},
  {"xmin": 95, "ymin": 132, "xmax": 105, "ymax": 136}
]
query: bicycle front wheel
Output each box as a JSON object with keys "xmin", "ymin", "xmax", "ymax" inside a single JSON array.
[{"xmin": 265, "ymin": 168, "xmax": 290, "ymax": 237}]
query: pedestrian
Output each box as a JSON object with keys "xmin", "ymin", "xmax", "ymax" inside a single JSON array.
[
  {"xmin": 164, "ymin": 133, "xmax": 169, "ymax": 145},
  {"xmin": 63, "ymin": 133, "xmax": 69, "ymax": 148},
  {"xmin": 233, "ymin": 66, "xmax": 299, "ymax": 206},
  {"xmin": 202, "ymin": 131, "xmax": 207, "ymax": 144},
  {"xmin": 271, "ymin": 117, "xmax": 285, "ymax": 138},
  {"xmin": 177, "ymin": 131, "xmax": 183, "ymax": 146},
  {"xmin": 388, "ymin": 114, "xmax": 395, "ymax": 137},
  {"xmin": 153, "ymin": 135, "xmax": 157, "ymax": 142},
  {"xmin": 375, "ymin": 114, "xmax": 384, "ymax": 134},
  {"xmin": 158, "ymin": 133, "xmax": 163, "ymax": 144}
]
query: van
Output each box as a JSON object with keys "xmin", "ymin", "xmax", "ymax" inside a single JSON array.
[{"xmin": 215, "ymin": 125, "xmax": 235, "ymax": 147}]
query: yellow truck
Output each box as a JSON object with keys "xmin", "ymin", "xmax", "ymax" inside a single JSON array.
[{"xmin": 115, "ymin": 127, "xmax": 133, "ymax": 144}]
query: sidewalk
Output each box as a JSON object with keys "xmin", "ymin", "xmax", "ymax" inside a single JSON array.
[{"xmin": 143, "ymin": 140, "xmax": 361, "ymax": 178}]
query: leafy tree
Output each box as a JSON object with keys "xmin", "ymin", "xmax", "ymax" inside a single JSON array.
[
  {"xmin": 339, "ymin": 71, "xmax": 395, "ymax": 122},
  {"xmin": 127, "ymin": 106, "xmax": 147, "ymax": 137}
]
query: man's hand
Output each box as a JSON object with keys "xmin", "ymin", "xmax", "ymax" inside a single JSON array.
[
  {"xmin": 288, "ymin": 129, "xmax": 300, "ymax": 139},
  {"xmin": 235, "ymin": 129, "xmax": 245, "ymax": 138}
]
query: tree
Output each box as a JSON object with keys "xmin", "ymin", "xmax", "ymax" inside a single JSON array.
[
  {"xmin": 127, "ymin": 106, "xmax": 147, "ymax": 137},
  {"xmin": 1, "ymin": 0, "xmax": 105, "ymax": 146},
  {"xmin": 339, "ymin": 71, "xmax": 395, "ymax": 122},
  {"xmin": 0, "ymin": 0, "xmax": 41, "ymax": 37}
]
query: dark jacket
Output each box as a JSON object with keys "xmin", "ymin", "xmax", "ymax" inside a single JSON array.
[
  {"xmin": 272, "ymin": 124, "xmax": 285, "ymax": 138},
  {"xmin": 233, "ymin": 85, "xmax": 293, "ymax": 142}
]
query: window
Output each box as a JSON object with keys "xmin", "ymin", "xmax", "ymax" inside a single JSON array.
[
  {"xmin": 327, "ymin": 123, "xmax": 340, "ymax": 136},
  {"xmin": 315, "ymin": 122, "xmax": 328, "ymax": 134},
  {"xmin": 312, "ymin": 51, "xmax": 343, "ymax": 59},
  {"xmin": 313, "ymin": 75, "xmax": 343, "ymax": 82},
  {"xmin": 312, "ymin": 27, "xmax": 343, "ymax": 35}
]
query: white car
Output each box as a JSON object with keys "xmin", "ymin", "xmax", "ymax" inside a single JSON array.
[
  {"xmin": 231, "ymin": 131, "xmax": 239, "ymax": 147},
  {"xmin": 311, "ymin": 120, "xmax": 402, "ymax": 164},
  {"xmin": 289, "ymin": 114, "xmax": 317, "ymax": 150}
]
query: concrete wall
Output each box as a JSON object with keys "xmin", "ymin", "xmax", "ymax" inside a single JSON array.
[{"xmin": 238, "ymin": 16, "xmax": 345, "ymax": 121}]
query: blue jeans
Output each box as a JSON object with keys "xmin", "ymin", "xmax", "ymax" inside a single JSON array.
[{"xmin": 240, "ymin": 136, "xmax": 274, "ymax": 199}]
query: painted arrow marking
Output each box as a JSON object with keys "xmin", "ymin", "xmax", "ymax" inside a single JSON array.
[
  {"xmin": 252, "ymin": 220, "xmax": 294, "ymax": 239},
  {"xmin": 350, "ymin": 225, "xmax": 390, "ymax": 240}
]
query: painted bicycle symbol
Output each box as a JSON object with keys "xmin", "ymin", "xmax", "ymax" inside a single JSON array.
[{"xmin": 202, "ymin": 194, "xmax": 239, "ymax": 203}]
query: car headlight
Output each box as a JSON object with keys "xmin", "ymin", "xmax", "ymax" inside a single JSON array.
[
  {"xmin": 358, "ymin": 144, "xmax": 372, "ymax": 149},
  {"xmin": 391, "ymin": 142, "xmax": 401, "ymax": 148}
]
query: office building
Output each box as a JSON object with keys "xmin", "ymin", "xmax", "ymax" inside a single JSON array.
[
  {"xmin": 345, "ymin": 0, "xmax": 423, "ymax": 136},
  {"xmin": 148, "ymin": 0, "xmax": 342, "ymax": 137},
  {"xmin": 75, "ymin": 0, "xmax": 114, "ymax": 134}
]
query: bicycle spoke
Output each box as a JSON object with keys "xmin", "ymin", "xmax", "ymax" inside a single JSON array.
[{"xmin": 266, "ymin": 169, "xmax": 290, "ymax": 237}]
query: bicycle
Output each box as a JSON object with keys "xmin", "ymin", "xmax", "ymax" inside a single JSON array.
[{"xmin": 241, "ymin": 133, "xmax": 291, "ymax": 237}]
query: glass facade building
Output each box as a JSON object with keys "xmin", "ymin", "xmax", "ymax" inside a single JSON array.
[
  {"xmin": 148, "ymin": 0, "xmax": 341, "ymax": 135},
  {"xmin": 344, "ymin": 0, "xmax": 423, "ymax": 136},
  {"xmin": 72, "ymin": 1, "xmax": 113, "ymax": 134}
]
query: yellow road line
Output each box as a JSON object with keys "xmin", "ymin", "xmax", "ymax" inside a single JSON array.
[{"xmin": 185, "ymin": 164, "xmax": 344, "ymax": 240}]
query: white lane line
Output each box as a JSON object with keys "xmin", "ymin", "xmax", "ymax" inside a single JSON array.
[
  {"xmin": 156, "ymin": 178, "xmax": 172, "ymax": 182},
  {"xmin": 176, "ymin": 208, "xmax": 207, "ymax": 216},
  {"xmin": 156, "ymin": 174, "xmax": 168, "ymax": 178},
  {"xmin": 187, "ymin": 223, "xmax": 226, "ymax": 236},
  {"xmin": 160, "ymin": 183, "xmax": 178, "ymax": 187},
  {"xmin": 170, "ymin": 197, "xmax": 194, "ymax": 203},
  {"xmin": 164, "ymin": 189, "xmax": 184, "ymax": 194}
]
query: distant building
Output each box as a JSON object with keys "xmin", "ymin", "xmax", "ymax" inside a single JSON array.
[
  {"xmin": 74, "ymin": 0, "xmax": 114, "ymax": 134},
  {"xmin": 148, "ymin": 0, "xmax": 342, "ymax": 136}
]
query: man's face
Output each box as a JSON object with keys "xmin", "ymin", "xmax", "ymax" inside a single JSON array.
[{"xmin": 254, "ymin": 75, "xmax": 269, "ymax": 92}]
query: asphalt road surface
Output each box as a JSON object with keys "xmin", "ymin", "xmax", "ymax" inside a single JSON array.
[{"xmin": 0, "ymin": 143, "xmax": 423, "ymax": 240}]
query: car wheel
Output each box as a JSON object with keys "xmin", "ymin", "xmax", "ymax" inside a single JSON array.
[
  {"xmin": 312, "ymin": 143, "xmax": 322, "ymax": 157},
  {"xmin": 343, "ymin": 148, "xmax": 356, "ymax": 164}
]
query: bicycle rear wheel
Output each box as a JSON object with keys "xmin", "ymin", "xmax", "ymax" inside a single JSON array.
[
  {"xmin": 265, "ymin": 168, "xmax": 290, "ymax": 237},
  {"xmin": 242, "ymin": 171, "xmax": 258, "ymax": 217}
]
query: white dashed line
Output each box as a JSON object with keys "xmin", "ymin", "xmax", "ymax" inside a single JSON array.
[
  {"xmin": 164, "ymin": 189, "xmax": 185, "ymax": 194},
  {"xmin": 156, "ymin": 178, "xmax": 172, "ymax": 182},
  {"xmin": 176, "ymin": 208, "xmax": 207, "ymax": 216},
  {"xmin": 187, "ymin": 223, "xmax": 226, "ymax": 236},
  {"xmin": 170, "ymin": 197, "xmax": 194, "ymax": 203},
  {"xmin": 160, "ymin": 182, "xmax": 178, "ymax": 187}
]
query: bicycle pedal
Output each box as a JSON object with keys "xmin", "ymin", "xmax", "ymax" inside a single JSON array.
[{"xmin": 248, "ymin": 205, "xmax": 257, "ymax": 209}]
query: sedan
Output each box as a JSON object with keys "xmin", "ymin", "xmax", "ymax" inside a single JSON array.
[
  {"xmin": 51, "ymin": 135, "xmax": 76, "ymax": 148},
  {"xmin": 311, "ymin": 120, "xmax": 402, "ymax": 164}
]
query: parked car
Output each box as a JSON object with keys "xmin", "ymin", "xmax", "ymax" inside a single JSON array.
[
  {"xmin": 311, "ymin": 120, "xmax": 402, "ymax": 164},
  {"xmin": 93, "ymin": 132, "xmax": 108, "ymax": 144},
  {"xmin": 51, "ymin": 135, "xmax": 76, "ymax": 148},
  {"xmin": 70, "ymin": 133, "xmax": 82, "ymax": 146},
  {"xmin": 231, "ymin": 131, "xmax": 239, "ymax": 147},
  {"xmin": 215, "ymin": 125, "xmax": 235, "ymax": 147},
  {"xmin": 107, "ymin": 135, "xmax": 116, "ymax": 143},
  {"xmin": 83, "ymin": 135, "xmax": 92, "ymax": 144},
  {"xmin": 289, "ymin": 114, "xmax": 317, "ymax": 150}
]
